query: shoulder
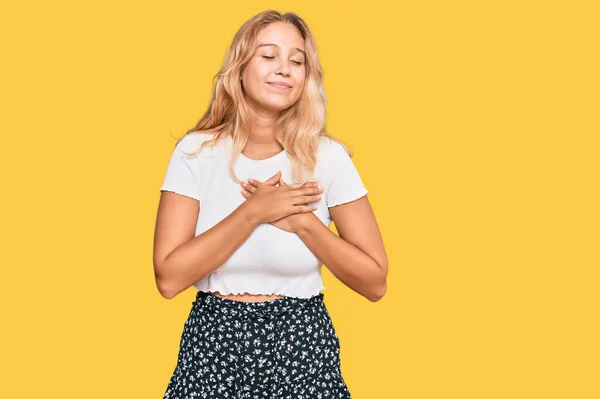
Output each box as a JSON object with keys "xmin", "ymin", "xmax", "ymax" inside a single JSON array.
[
  {"xmin": 176, "ymin": 131, "xmax": 214, "ymax": 148},
  {"xmin": 318, "ymin": 136, "xmax": 346, "ymax": 152},
  {"xmin": 317, "ymin": 136, "xmax": 351, "ymax": 162},
  {"xmin": 173, "ymin": 132, "xmax": 218, "ymax": 156}
]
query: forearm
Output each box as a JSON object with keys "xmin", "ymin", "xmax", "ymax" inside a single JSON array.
[
  {"xmin": 159, "ymin": 201, "xmax": 260, "ymax": 298},
  {"xmin": 296, "ymin": 214, "xmax": 386, "ymax": 302}
]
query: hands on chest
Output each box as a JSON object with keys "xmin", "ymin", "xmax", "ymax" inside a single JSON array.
[{"xmin": 240, "ymin": 171, "xmax": 323, "ymax": 233}]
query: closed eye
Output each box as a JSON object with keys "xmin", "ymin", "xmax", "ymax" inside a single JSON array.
[{"xmin": 262, "ymin": 56, "xmax": 302, "ymax": 65}]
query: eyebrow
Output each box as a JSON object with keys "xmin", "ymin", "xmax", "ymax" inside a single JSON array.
[{"xmin": 257, "ymin": 43, "xmax": 306, "ymax": 57}]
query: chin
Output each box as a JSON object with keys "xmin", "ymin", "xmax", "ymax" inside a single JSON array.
[{"xmin": 261, "ymin": 100, "xmax": 295, "ymax": 112}]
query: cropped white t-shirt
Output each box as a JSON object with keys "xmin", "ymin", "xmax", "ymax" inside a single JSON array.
[{"xmin": 159, "ymin": 132, "xmax": 369, "ymax": 298}]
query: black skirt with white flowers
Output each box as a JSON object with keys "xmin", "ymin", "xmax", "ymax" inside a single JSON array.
[{"xmin": 162, "ymin": 290, "xmax": 352, "ymax": 398}]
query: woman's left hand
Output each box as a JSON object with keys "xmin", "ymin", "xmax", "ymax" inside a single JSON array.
[{"xmin": 241, "ymin": 176, "xmax": 319, "ymax": 233}]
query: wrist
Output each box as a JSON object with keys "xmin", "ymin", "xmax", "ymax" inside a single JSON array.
[
  {"xmin": 294, "ymin": 212, "xmax": 319, "ymax": 235},
  {"xmin": 238, "ymin": 201, "xmax": 262, "ymax": 227}
]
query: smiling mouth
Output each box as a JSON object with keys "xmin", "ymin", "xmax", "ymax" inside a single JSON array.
[{"xmin": 267, "ymin": 82, "xmax": 291, "ymax": 89}]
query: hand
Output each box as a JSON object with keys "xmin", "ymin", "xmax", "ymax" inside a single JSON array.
[
  {"xmin": 240, "ymin": 171, "xmax": 322, "ymax": 226},
  {"xmin": 241, "ymin": 175, "xmax": 323, "ymax": 233}
]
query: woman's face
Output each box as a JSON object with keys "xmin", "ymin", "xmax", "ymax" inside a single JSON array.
[{"xmin": 241, "ymin": 22, "xmax": 307, "ymax": 114}]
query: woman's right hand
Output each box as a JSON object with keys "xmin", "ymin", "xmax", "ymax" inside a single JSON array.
[{"xmin": 243, "ymin": 171, "xmax": 322, "ymax": 224}]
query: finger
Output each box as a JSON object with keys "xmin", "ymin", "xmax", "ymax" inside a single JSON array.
[
  {"xmin": 264, "ymin": 170, "xmax": 282, "ymax": 184},
  {"xmin": 289, "ymin": 180, "xmax": 316, "ymax": 190},
  {"xmin": 291, "ymin": 204, "xmax": 319, "ymax": 213},
  {"xmin": 242, "ymin": 182, "xmax": 257, "ymax": 193},
  {"xmin": 282, "ymin": 178, "xmax": 307, "ymax": 189},
  {"xmin": 244, "ymin": 179, "xmax": 260, "ymax": 190},
  {"xmin": 291, "ymin": 192, "xmax": 322, "ymax": 205},
  {"xmin": 289, "ymin": 183, "xmax": 321, "ymax": 198}
]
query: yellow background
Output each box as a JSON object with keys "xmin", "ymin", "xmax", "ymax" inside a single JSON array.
[{"xmin": 1, "ymin": 1, "xmax": 598, "ymax": 398}]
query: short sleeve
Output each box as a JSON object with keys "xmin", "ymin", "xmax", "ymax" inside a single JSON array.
[
  {"xmin": 159, "ymin": 136, "xmax": 203, "ymax": 201},
  {"xmin": 323, "ymin": 140, "xmax": 369, "ymax": 207}
]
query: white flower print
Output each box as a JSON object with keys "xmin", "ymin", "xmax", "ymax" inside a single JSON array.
[{"xmin": 162, "ymin": 292, "xmax": 351, "ymax": 398}]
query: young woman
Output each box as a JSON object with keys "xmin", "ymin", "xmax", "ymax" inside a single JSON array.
[{"xmin": 154, "ymin": 10, "xmax": 388, "ymax": 398}]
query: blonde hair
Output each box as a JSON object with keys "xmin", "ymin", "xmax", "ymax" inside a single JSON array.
[{"xmin": 172, "ymin": 9, "xmax": 353, "ymax": 184}]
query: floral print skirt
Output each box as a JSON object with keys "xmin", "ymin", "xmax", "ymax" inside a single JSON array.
[{"xmin": 162, "ymin": 290, "xmax": 352, "ymax": 398}]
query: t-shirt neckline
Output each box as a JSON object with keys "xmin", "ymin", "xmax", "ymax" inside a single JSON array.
[
  {"xmin": 239, "ymin": 149, "xmax": 286, "ymax": 165},
  {"xmin": 227, "ymin": 134, "xmax": 287, "ymax": 166}
]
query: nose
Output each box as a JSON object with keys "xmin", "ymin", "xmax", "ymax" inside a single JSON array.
[{"xmin": 275, "ymin": 60, "xmax": 291, "ymax": 77}]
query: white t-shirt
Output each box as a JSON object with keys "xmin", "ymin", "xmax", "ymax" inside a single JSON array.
[{"xmin": 159, "ymin": 132, "xmax": 369, "ymax": 298}]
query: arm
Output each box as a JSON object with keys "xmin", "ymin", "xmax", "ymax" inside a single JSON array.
[
  {"xmin": 295, "ymin": 196, "xmax": 388, "ymax": 302},
  {"xmin": 153, "ymin": 191, "xmax": 260, "ymax": 299}
]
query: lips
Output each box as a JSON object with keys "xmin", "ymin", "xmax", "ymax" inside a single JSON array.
[{"xmin": 267, "ymin": 82, "xmax": 291, "ymax": 88}]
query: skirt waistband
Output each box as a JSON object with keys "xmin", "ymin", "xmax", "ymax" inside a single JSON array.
[{"xmin": 194, "ymin": 291, "xmax": 325, "ymax": 321}]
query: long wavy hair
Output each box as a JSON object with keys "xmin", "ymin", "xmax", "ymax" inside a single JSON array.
[{"xmin": 171, "ymin": 9, "xmax": 354, "ymax": 185}]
